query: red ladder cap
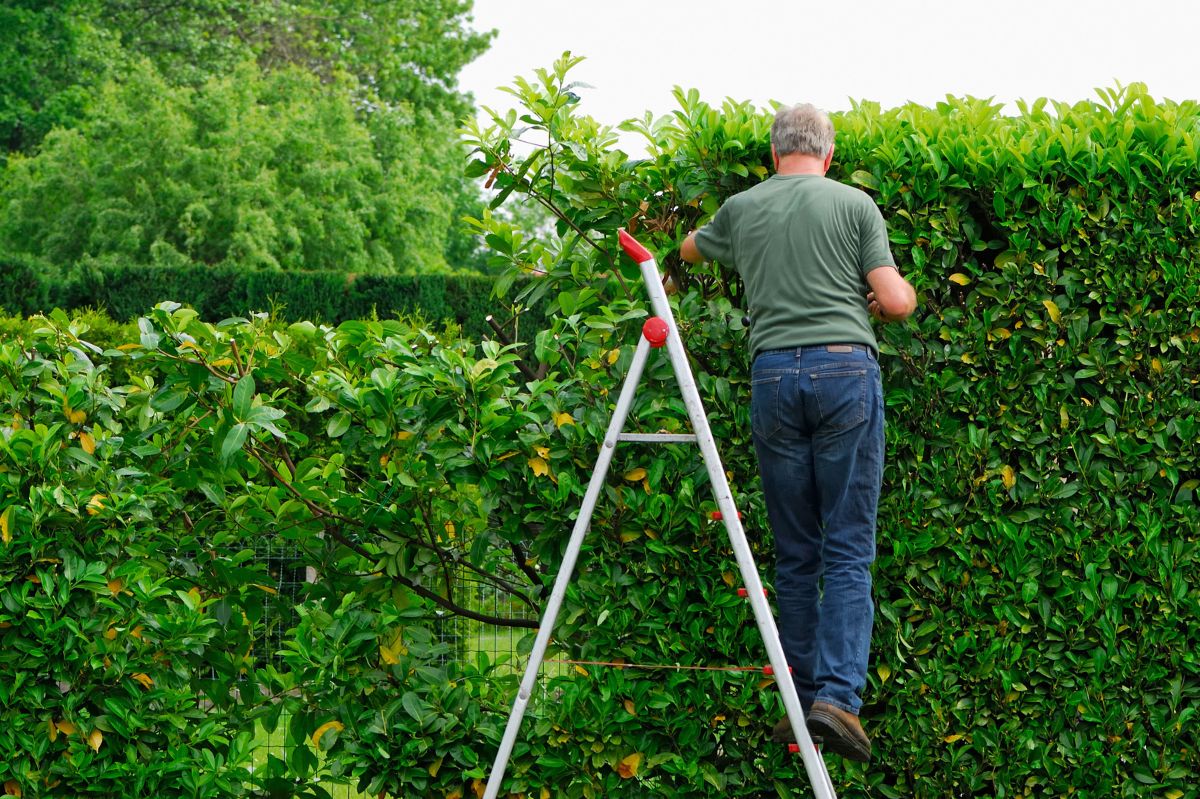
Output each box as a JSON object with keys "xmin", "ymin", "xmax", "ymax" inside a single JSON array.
[
  {"xmin": 642, "ymin": 317, "xmax": 669, "ymax": 348},
  {"xmin": 737, "ymin": 587, "xmax": 769, "ymax": 598},
  {"xmin": 618, "ymin": 229, "xmax": 654, "ymax": 263}
]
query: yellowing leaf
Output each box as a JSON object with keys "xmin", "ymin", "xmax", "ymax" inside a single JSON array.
[
  {"xmin": 47, "ymin": 719, "xmax": 57, "ymax": 742},
  {"xmin": 535, "ymin": 445, "xmax": 550, "ymax": 459},
  {"xmin": 472, "ymin": 778, "xmax": 486, "ymax": 799},
  {"xmin": 64, "ymin": 402, "xmax": 86, "ymax": 424},
  {"xmin": 1165, "ymin": 790, "xmax": 1184, "ymax": 799},
  {"xmin": 541, "ymin": 789, "xmax": 551, "ymax": 799},
  {"xmin": 606, "ymin": 348, "xmax": 620, "ymax": 365},
  {"xmin": 993, "ymin": 327, "xmax": 1012, "ymax": 339},
  {"xmin": 210, "ymin": 358, "xmax": 234, "ymax": 367},
  {"xmin": 943, "ymin": 733, "xmax": 964, "ymax": 743},
  {"xmin": 116, "ymin": 343, "xmax": 141, "ymax": 351},
  {"xmin": 55, "ymin": 720, "xmax": 77, "ymax": 736},
  {"xmin": 623, "ymin": 467, "xmax": 647, "ymax": 482},
  {"xmin": 379, "ymin": 635, "xmax": 408, "ymax": 665},
  {"xmin": 444, "ymin": 520, "xmax": 456, "ymax": 537},
  {"xmin": 1060, "ymin": 405, "xmax": 1070, "ymax": 430},
  {"xmin": 528, "ymin": 457, "xmax": 550, "ymax": 478},
  {"xmin": 87, "ymin": 729, "xmax": 103, "ymax": 752},
  {"xmin": 948, "ymin": 273, "xmax": 971, "ymax": 286},
  {"xmin": 553, "ymin": 412, "xmax": 575, "ymax": 428},
  {"xmin": 573, "ymin": 665, "xmax": 589, "ymax": 676},
  {"xmin": 0, "ymin": 507, "xmax": 10, "ymax": 545},
  {"xmin": 877, "ymin": 664, "xmax": 892, "ymax": 683},
  {"xmin": 1042, "ymin": 299, "xmax": 1061, "ymax": 323},
  {"xmin": 623, "ymin": 699, "xmax": 636, "ymax": 715},
  {"xmin": 721, "ymin": 571, "xmax": 735, "ymax": 587},
  {"xmin": 86, "ymin": 494, "xmax": 107, "ymax": 516},
  {"xmin": 131, "ymin": 673, "xmax": 154, "ymax": 689},
  {"xmin": 104, "ymin": 627, "xmax": 117, "ymax": 641},
  {"xmin": 428, "ymin": 755, "xmax": 443, "ymax": 778},
  {"xmin": 379, "ymin": 453, "xmax": 390, "ymax": 467},
  {"xmin": 445, "ymin": 791, "xmax": 463, "ymax": 799},
  {"xmin": 4, "ymin": 779, "xmax": 21, "ymax": 797},
  {"xmin": 617, "ymin": 753, "xmax": 642, "ymax": 779},
  {"xmin": 396, "ymin": 431, "xmax": 413, "ymax": 440},
  {"xmin": 1001, "ymin": 465, "xmax": 1016, "ymax": 490},
  {"xmin": 1151, "ymin": 357, "xmax": 1163, "ymax": 374},
  {"xmin": 107, "ymin": 578, "xmax": 124, "ymax": 595},
  {"xmin": 619, "ymin": 530, "xmax": 641, "ymax": 543},
  {"xmin": 311, "ymin": 720, "xmax": 344, "ymax": 747},
  {"xmin": 79, "ymin": 432, "xmax": 96, "ymax": 454},
  {"xmin": 130, "ymin": 625, "xmax": 144, "ymax": 639}
]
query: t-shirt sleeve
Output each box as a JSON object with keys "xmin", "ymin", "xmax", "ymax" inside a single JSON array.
[
  {"xmin": 694, "ymin": 201, "xmax": 736, "ymax": 266},
  {"xmin": 857, "ymin": 199, "xmax": 895, "ymax": 278}
]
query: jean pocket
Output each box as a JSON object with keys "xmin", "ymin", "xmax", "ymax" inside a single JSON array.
[
  {"xmin": 751, "ymin": 374, "xmax": 783, "ymax": 439},
  {"xmin": 810, "ymin": 369, "xmax": 867, "ymax": 432}
]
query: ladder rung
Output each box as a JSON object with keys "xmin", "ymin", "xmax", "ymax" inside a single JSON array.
[{"xmin": 617, "ymin": 433, "xmax": 698, "ymax": 443}]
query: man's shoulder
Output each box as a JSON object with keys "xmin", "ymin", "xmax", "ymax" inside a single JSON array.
[{"xmin": 816, "ymin": 177, "xmax": 876, "ymax": 204}]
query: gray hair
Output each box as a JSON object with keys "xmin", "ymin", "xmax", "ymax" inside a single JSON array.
[{"xmin": 771, "ymin": 104, "xmax": 835, "ymax": 158}]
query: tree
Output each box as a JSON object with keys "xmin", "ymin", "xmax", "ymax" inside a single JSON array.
[
  {"xmin": 0, "ymin": 63, "xmax": 459, "ymax": 272},
  {"xmin": 0, "ymin": 0, "xmax": 116, "ymax": 153},
  {"xmin": 0, "ymin": 1, "xmax": 494, "ymax": 272}
]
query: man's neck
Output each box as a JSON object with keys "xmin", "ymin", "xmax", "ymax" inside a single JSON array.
[{"xmin": 774, "ymin": 153, "xmax": 827, "ymax": 176}]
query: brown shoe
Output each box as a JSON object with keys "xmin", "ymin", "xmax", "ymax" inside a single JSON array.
[{"xmin": 806, "ymin": 702, "xmax": 871, "ymax": 762}]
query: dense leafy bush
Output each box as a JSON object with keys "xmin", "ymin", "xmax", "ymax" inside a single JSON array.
[
  {"xmin": 3, "ymin": 60, "xmax": 1198, "ymax": 799},
  {"xmin": 1, "ymin": 262, "xmax": 546, "ymax": 342},
  {"xmin": 456, "ymin": 59, "xmax": 1200, "ymax": 797}
]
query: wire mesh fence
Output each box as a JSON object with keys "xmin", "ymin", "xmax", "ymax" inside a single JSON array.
[{"xmin": 248, "ymin": 542, "xmax": 540, "ymax": 797}]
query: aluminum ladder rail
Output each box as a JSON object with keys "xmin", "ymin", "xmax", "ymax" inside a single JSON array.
[{"xmin": 482, "ymin": 229, "xmax": 837, "ymax": 799}]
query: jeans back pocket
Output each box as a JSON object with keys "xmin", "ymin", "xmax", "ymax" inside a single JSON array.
[
  {"xmin": 751, "ymin": 374, "xmax": 784, "ymax": 439},
  {"xmin": 810, "ymin": 369, "xmax": 867, "ymax": 432}
]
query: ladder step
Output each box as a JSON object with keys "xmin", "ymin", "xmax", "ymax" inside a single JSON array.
[{"xmin": 617, "ymin": 433, "xmax": 698, "ymax": 443}]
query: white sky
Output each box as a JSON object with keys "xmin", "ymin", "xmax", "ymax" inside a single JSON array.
[{"xmin": 458, "ymin": 0, "xmax": 1196, "ymax": 152}]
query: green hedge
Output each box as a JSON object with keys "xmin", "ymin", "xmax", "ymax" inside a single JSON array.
[
  {"xmin": 460, "ymin": 68, "xmax": 1200, "ymax": 798},
  {"xmin": 0, "ymin": 261, "xmax": 548, "ymax": 341}
]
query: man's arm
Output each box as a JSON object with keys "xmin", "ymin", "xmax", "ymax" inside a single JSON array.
[
  {"xmin": 680, "ymin": 231, "xmax": 706, "ymax": 264},
  {"xmin": 865, "ymin": 265, "xmax": 917, "ymax": 322}
]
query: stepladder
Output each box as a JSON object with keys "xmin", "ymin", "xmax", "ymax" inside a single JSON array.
[{"xmin": 481, "ymin": 230, "xmax": 838, "ymax": 799}]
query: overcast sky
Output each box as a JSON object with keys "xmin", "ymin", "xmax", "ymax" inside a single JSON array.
[{"xmin": 458, "ymin": 0, "xmax": 1196, "ymax": 151}]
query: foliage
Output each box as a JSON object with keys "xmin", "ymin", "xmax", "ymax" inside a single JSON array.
[
  {"xmin": 0, "ymin": 63, "xmax": 462, "ymax": 273},
  {"xmin": 457, "ymin": 58, "xmax": 1200, "ymax": 797},
  {"xmin": 0, "ymin": 0, "xmax": 115, "ymax": 153},
  {"xmin": 1, "ymin": 261, "xmax": 545, "ymax": 341},
  {"xmin": 0, "ymin": 310, "xmax": 267, "ymax": 797},
  {"xmin": 3, "ymin": 59, "xmax": 1199, "ymax": 798},
  {"xmin": 0, "ymin": 1, "xmax": 493, "ymax": 273},
  {"xmin": 0, "ymin": 0, "xmax": 492, "ymax": 156}
]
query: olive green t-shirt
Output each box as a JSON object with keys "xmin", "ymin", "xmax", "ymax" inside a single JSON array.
[{"xmin": 694, "ymin": 174, "xmax": 895, "ymax": 358}]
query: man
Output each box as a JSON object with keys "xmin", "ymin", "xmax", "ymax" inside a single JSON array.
[{"xmin": 680, "ymin": 103, "xmax": 916, "ymax": 762}]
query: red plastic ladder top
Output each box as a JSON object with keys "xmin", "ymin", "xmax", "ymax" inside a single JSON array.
[{"xmin": 618, "ymin": 229, "xmax": 653, "ymax": 264}]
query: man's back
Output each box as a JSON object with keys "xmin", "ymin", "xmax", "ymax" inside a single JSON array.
[{"xmin": 694, "ymin": 174, "xmax": 892, "ymax": 356}]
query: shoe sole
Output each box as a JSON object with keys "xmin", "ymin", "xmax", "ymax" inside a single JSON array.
[
  {"xmin": 770, "ymin": 726, "xmax": 823, "ymax": 745},
  {"xmin": 807, "ymin": 710, "xmax": 871, "ymax": 762}
]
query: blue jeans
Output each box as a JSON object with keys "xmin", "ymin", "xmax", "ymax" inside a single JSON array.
[{"xmin": 751, "ymin": 345, "xmax": 883, "ymax": 716}]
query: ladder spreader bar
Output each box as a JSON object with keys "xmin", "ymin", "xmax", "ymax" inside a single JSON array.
[{"xmin": 616, "ymin": 433, "xmax": 698, "ymax": 442}]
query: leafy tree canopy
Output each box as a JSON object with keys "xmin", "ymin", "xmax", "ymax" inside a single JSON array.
[
  {"xmin": 1, "ymin": 0, "xmax": 492, "ymax": 154},
  {"xmin": 0, "ymin": 63, "xmax": 470, "ymax": 273},
  {"xmin": 0, "ymin": 1, "xmax": 494, "ymax": 273}
]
